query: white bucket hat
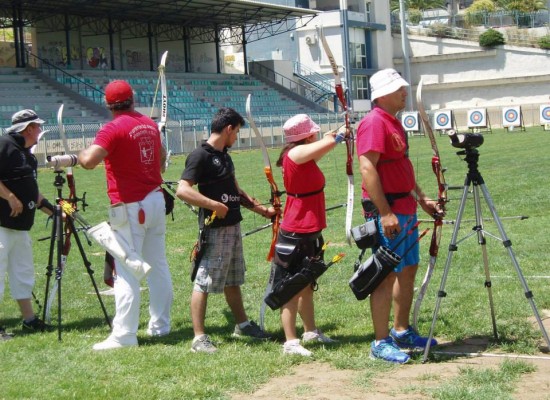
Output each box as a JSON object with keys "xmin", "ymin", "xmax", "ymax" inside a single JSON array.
[
  {"xmin": 6, "ymin": 109, "xmax": 45, "ymax": 134},
  {"xmin": 370, "ymin": 68, "xmax": 409, "ymax": 102}
]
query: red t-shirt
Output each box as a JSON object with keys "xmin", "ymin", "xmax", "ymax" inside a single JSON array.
[
  {"xmin": 94, "ymin": 111, "xmax": 163, "ymax": 204},
  {"xmin": 280, "ymin": 154, "xmax": 326, "ymax": 233},
  {"xmin": 356, "ymin": 106, "xmax": 417, "ymax": 214}
]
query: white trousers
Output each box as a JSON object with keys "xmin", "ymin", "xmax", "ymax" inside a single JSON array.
[
  {"xmin": 111, "ymin": 190, "xmax": 173, "ymax": 339},
  {"xmin": 0, "ymin": 227, "xmax": 34, "ymax": 300}
]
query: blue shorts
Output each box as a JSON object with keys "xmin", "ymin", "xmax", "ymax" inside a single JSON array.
[{"xmin": 374, "ymin": 214, "xmax": 419, "ymax": 273}]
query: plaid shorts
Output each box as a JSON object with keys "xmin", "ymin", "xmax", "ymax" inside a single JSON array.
[{"xmin": 193, "ymin": 224, "xmax": 246, "ymax": 294}]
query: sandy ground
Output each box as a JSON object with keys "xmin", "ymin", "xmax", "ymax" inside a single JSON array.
[{"xmin": 231, "ymin": 312, "xmax": 550, "ymax": 400}]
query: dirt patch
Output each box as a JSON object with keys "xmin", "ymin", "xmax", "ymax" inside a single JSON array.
[{"xmin": 232, "ymin": 313, "xmax": 550, "ymax": 400}]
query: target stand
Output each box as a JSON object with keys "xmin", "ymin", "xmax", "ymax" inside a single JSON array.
[
  {"xmin": 539, "ymin": 105, "xmax": 550, "ymax": 131},
  {"xmin": 502, "ymin": 106, "xmax": 525, "ymax": 132},
  {"xmin": 467, "ymin": 108, "xmax": 492, "ymax": 134},
  {"xmin": 433, "ymin": 109, "xmax": 457, "ymax": 136},
  {"xmin": 401, "ymin": 111, "xmax": 423, "ymax": 137}
]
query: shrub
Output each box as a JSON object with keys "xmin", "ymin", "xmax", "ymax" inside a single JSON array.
[
  {"xmin": 479, "ymin": 28, "xmax": 505, "ymax": 47},
  {"xmin": 538, "ymin": 35, "xmax": 550, "ymax": 50},
  {"xmin": 428, "ymin": 23, "xmax": 452, "ymax": 38},
  {"xmin": 408, "ymin": 8, "xmax": 422, "ymax": 25}
]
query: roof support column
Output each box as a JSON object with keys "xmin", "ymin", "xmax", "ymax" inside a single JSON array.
[
  {"xmin": 108, "ymin": 17, "xmax": 115, "ymax": 70},
  {"xmin": 183, "ymin": 28, "xmax": 189, "ymax": 73},
  {"xmin": 148, "ymin": 22, "xmax": 154, "ymax": 71},
  {"xmin": 14, "ymin": 3, "xmax": 25, "ymax": 67},
  {"xmin": 215, "ymin": 24, "xmax": 220, "ymax": 73},
  {"xmin": 63, "ymin": 13, "xmax": 71, "ymax": 69},
  {"xmin": 11, "ymin": 4, "xmax": 20, "ymax": 67},
  {"xmin": 242, "ymin": 25, "xmax": 248, "ymax": 75}
]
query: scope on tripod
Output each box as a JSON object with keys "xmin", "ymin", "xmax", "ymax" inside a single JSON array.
[
  {"xmin": 448, "ymin": 130, "xmax": 484, "ymax": 149},
  {"xmin": 47, "ymin": 154, "xmax": 79, "ymax": 169}
]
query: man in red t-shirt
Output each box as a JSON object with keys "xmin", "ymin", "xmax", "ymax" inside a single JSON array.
[
  {"xmin": 79, "ymin": 80, "xmax": 173, "ymax": 350},
  {"xmin": 356, "ymin": 69, "xmax": 442, "ymax": 363}
]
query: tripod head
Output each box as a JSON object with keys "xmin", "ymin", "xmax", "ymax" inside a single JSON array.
[{"xmin": 50, "ymin": 166, "xmax": 89, "ymax": 212}]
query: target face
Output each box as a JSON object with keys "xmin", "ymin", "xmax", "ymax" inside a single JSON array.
[
  {"xmin": 401, "ymin": 112, "xmax": 419, "ymax": 131},
  {"xmin": 502, "ymin": 106, "xmax": 521, "ymax": 127},
  {"xmin": 434, "ymin": 110, "xmax": 452, "ymax": 130},
  {"xmin": 467, "ymin": 109, "xmax": 486, "ymax": 128},
  {"xmin": 540, "ymin": 105, "xmax": 550, "ymax": 124}
]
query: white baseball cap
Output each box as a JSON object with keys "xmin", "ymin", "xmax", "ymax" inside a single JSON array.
[{"xmin": 370, "ymin": 68, "xmax": 409, "ymax": 101}]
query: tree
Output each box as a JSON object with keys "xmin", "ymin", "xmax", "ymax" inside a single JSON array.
[
  {"xmin": 494, "ymin": 0, "xmax": 547, "ymax": 12},
  {"xmin": 467, "ymin": 0, "xmax": 497, "ymax": 13},
  {"xmin": 390, "ymin": 0, "xmax": 446, "ymax": 12}
]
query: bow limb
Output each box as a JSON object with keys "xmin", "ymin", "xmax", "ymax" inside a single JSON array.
[
  {"xmin": 153, "ymin": 51, "xmax": 170, "ymax": 170},
  {"xmin": 246, "ymin": 94, "xmax": 282, "ymax": 262},
  {"xmin": 319, "ymin": 29, "xmax": 354, "ymax": 246},
  {"xmin": 57, "ymin": 104, "xmax": 76, "ymax": 201},
  {"xmin": 412, "ymin": 78, "xmax": 448, "ymax": 329}
]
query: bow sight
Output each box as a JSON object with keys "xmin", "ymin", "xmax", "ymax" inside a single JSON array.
[{"xmin": 448, "ymin": 130, "xmax": 484, "ymax": 149}]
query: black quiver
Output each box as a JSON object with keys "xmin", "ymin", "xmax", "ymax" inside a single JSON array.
[
  {"xmin": 264, "ymin": 257, "xmax": 327, "ymax": 310},
  {"xmin": 349, "ymin": 246, "xmax": 401, "ymax": 301}
]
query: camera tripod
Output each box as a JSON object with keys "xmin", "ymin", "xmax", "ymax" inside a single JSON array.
[
  {"xmin": 42, "ymin": 169, "xmax": 111, "ymax": 341},
  {"xmin": 421, "ymin": 146, "xmax": 550, "ymax": 362}
]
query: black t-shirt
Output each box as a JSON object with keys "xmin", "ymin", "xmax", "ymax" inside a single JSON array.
[
  {"xmin": 0, "ymin": 134, "xmax": 39, "ymax": 231},
  {"xmin": 181, "ymin": 141, "xmax": 242, "ymax": 227}
]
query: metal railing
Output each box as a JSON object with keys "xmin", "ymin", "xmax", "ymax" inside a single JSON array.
[
  {"xmin": 249, "ymin": 62, "xmax": 329, "ymax": 108},
  {"xmin": 24, "ymin": 112, "xmax": 349, "ymax": 167}
]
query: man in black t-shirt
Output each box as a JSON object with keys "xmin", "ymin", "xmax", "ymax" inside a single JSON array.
[
  {"xmin": 176, "ymin": 107, "xmax": 276, "ymax": 353},
  {"xmin": 0, "ymin": 110, "xmax": 55, "ymax": 339}
]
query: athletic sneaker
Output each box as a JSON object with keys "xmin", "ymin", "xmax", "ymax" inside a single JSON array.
[
  {"xmin": 22, "ymin": 317, "xmax": 52, "ymax": 332},
  {"xmin": 1, "ymin": 326, "xmax": 14, "ymax": 341},
  {"xmin": 302, "ymin": 329, "xmax": 337, "ymax": 343},
  {"xmin": 370, "ymin": 337, "xmax": 410, "ymax": 364},
  {"xmin": 283, "ymin": 339, "xmax": 313, "ymax": 357},
  {"xmin": 232, "ymin": 320, "xmax": 271, "ymax": 340},
  {"xmin": 191, "ymin": 335, "xmax": 217, "ymax": 354},
  {"xmin": 390, "ymin": 326, "xmax": 437, "ymax": 350}
]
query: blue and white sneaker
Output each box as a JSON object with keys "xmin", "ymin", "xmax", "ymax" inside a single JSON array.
[
  {"xmin": 370, "ymin": 337, "xmax": 410, "ymax": 364},
  {"xmin": 390, "ymin": 326, "xmax": 437, "ymax": 350}
]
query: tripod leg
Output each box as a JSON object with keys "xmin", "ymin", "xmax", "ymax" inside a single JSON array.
[
  {"xmin": 55, "ymin": 205, "xmax": 64, "ymax": 341},
  {"xmin": 479, "ymin": 183, "xmax": 550, "ymax": 349},
  {"xmin": 42, "ymin": 206, "xmax": 59, "ymax": 323},
  {"xmin": 66, "ymin": 217, "xmax": 112, "ymax": 328},
  {"xmin": 471, "ymin": 184, "xmax": 498, "ymax": 340},
  {"xmin": 422, "ymin": 179, "xmax": 471, "ymax": 363}
]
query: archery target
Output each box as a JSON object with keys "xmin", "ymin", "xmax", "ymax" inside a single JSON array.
[
  {"xmin": 467, "ymin": 108, "xmax": 487, "ymax": 128},
  {"xmin": 401, "ymin": 112, "xmax": 419, "ymax": 132},
  {"xmin": 540, "ymin": 105, "xmax": 550, "ymax": 124},
  {"xmin": 502, "ymin": 106, "xmax": 521, "ymax": 127},
  {"xmin": 434, "ymin": 110, "xmax": 452, "ymax": 130}
]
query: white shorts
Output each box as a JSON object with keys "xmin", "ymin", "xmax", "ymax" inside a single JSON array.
[{"xmin": 0, "ymin": 227, "xmax": 35, "ymax": 300}]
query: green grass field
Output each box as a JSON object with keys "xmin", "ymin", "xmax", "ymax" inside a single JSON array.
[{"xmin": 1, "ymin": 127, "xmax": 549, "ymax": 399}]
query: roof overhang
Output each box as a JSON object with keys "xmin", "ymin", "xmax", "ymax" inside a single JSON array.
[{"xmin": 0, "ymin": 0, "xmax": 318, "ymax": 43}]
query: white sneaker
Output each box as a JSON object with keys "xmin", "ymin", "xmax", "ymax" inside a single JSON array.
[
  {"xmin": 92, "ymin": 334, "xmax": 138, "ymax": 351},
  {"xmin": 302, "ymin": 329, "xmax": 337, "ymax": 343},
  {"xmin": 283, "ymin": 339, "xmax": 313, "ymax": 357}
]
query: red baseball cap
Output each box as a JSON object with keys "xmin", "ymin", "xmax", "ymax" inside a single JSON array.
[{"xmin": 105, "ymin": 80, "xmax": 134, "ymax": 104}]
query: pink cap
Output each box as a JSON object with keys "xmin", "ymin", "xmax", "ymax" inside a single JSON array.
[{"xmin": 283, "ymin": 114, "xmax": 320, "ymax": 143}]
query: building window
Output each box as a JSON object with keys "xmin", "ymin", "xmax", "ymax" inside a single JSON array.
[
  {"xmin": 350, "ymin": 42, "xmax": 366, "ymax": 69},
  {"xmin": 352, "ymin": 75, "xmax": 368, "ymax": 100},
  {"xmin": 365, "ymin": 1, "xmax": 372, "ymax": 22}
]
